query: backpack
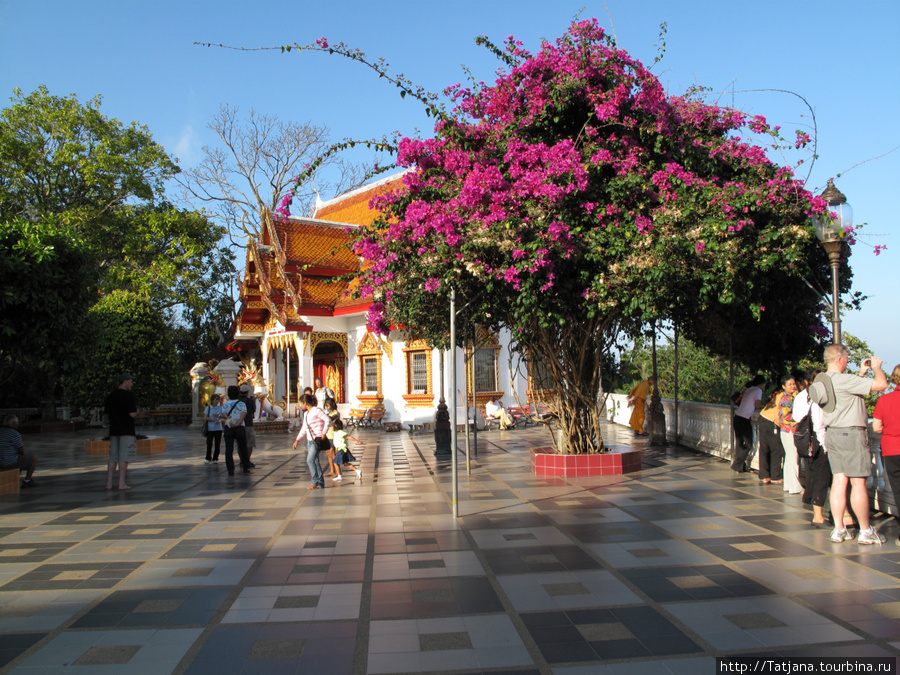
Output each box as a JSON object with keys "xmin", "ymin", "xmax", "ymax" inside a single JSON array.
[{"xmin": 793, "ymin": 413, "xmax": 819, "ymax": 459}]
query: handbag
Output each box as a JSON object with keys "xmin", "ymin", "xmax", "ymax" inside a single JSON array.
[
  {"xmin": 314, "ymin": 437, "xmax": 330, "ymax": 453},
  {"xmin": 201, "ymin": 421, "xmax": 209, "ymax": 437},
  {"xmin": 224, "ymin": 401, "xmax": 240, "ymax": 429}
]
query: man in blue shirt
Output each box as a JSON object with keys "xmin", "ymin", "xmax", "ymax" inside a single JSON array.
[{"xmin": 0, "ymin": 415, "xmax": 37, "ymax": 488}]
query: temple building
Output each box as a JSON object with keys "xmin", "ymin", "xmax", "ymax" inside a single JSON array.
[{"xmin": 232, "ymin": 172, "xmax": 537, "ymax": 426}]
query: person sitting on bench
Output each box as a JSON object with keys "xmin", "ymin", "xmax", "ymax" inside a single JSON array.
[
  {"xmin": 0, "ymin": 415, "xmax": 37, "ymax": 488},
  {"xmin": 485, "ymin": 398, "xmax": 515, "ymax": 430}
]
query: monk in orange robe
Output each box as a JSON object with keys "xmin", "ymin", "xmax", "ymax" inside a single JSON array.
[{"xmin": 628, "ymin": 377, "xmax": 655, "ymax": 436}]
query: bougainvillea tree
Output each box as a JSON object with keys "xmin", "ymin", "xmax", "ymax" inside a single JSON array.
[{"xmin": 269, "ymin": 20, "xmax": 842, "ymax": 453}]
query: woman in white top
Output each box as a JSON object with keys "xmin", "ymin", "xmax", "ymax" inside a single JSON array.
[{"xmin": 793, "ymin": 369, "xmax": 831, "ymax": 526}]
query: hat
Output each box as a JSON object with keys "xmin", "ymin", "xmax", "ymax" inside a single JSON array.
[
  {"xmin": 120, "ymin": 372, "xmax": 135, "ymax": 383},
  {"xmin": 240, "ymin": 383, "xmax": 251, "ymax": 394},
  {"xmin": 808, "ymin": 373, "xmax": 836, "ymax": 414}
]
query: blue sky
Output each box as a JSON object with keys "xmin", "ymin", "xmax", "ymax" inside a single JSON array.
[{"xmin": 2, "ymin": 0, "xmax": 898, "ymax": 370}]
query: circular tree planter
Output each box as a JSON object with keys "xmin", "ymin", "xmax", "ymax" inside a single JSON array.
[
  {"xmin": 531, "ymin": 446, "xmax": 642, "ymax": 477},
  {"xmin": 84, "ymin": 437, "xmax": 166, "ymax": 456}
]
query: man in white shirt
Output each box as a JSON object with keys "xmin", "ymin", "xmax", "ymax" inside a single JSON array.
[
  {"xmin": 485, "ymin": 398, "xmax": 515, "ymax": 430},
  {"xmin": 314, "ymin": 378, "xmax": 335, "ymax": 409}
]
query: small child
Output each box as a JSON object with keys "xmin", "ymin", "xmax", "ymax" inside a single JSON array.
[
  {"xmin": 330, "ymin": 418, "xmax": 362, "ymax": 482},
  {"xmin": 323, "ymin": 398, "xmax": 340, "ymax": 477}
]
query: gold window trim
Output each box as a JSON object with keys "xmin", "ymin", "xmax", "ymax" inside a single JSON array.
[
  {"xmin": 357, "ymin": 331, "xmax": 384, "ymax": 401},
  {"xmin": 402, "ymin": 338, "xmax": 433, "ymax": 407},
  {"xmin": 464, "ymin": 328, "xmax": 502, "ymax": 405}
]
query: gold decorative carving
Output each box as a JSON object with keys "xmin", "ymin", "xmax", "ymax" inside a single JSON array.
[
  {"xmin": 379, "ymin": 336, "xmax": 393, "ymax": 364},
  {"xmin": 357, "ymin": 331, "xmax": 382, "ymax": 355},
  {"xmin": 403, "ymin": 338, "xmax": 430, "ymax": 351},
  {"xmin": 309, "ymin": 331, "xmax": 348, "ymax": 356}
]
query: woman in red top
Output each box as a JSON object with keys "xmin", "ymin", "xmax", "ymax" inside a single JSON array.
[{"xmin": 873, "ymin": 365, "xmax": 900, "ymax": 545}]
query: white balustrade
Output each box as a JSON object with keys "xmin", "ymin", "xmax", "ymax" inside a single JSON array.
[{"xmin": 605, "ymin": 393, "xmax": 897, "ymax": 517}]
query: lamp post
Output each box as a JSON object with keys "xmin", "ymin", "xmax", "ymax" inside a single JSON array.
[
  {"xmin": 813, "ymin": 179, "xmax": 852, "ymax": 346},
  {"xmin": 647, "ymin": 322, "xmax": 666, "ymax": 445}
]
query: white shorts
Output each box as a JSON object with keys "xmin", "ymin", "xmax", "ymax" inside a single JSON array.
[{"xmin": 109, "ymin": 436, "xmax": 137, "ymax": 462}]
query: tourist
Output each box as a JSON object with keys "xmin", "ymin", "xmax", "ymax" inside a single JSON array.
[
  {"xmin": 104, "ymin": 373, "xmax": 138, "ymax": 490},
  {"xmin": 485, "ymin": 398, "xmax": 515, "ymax": 430},
  {"xmin": 778, "ymin": 373, "xmax": 802, "ymax": 495},
  {"xmin": 221, "ymin": 385, "xmax": 251, "ymax": 476},
  {"xmin": 756, "ymin": 389, "xmax": 783, "ymax": 484},
  {"xmin": 323, "ymin": 398, "xmax": 340, "ymax": 477},
  {"xmin": 873, "ymin": 364, "xmax": 900, "ymax": 545},
  {"xmin": 239, "ymin": 384, "xmax": 257, "ymax": 467},
  {"xmin": 810, "ymin": 344, "xmax": 888, "ymax": 545},
  {"xmin": 203, "ymin": 393, "xmax": 224, "ymax": 463},
  {"xmin": 292, "ymin": 393, "xmax": 331, "ymax": 490},
  {"xmin": 0, "ymin": 415, "xmax": 37, "ymax": 488},
  {"xmin": 793, "ymin": 369, "xmax": 831, "ymax": 527},
  {"xmin": 627, "ymin": 376, "xmax": 655, "ymax": 436},
  {"xmin": 731, "ymin": 375, "xmax": 765, "ymax": 473},
  {"xmin": 330, "ymin": 418, "xmax": 362, "ymax": 482},
  {"xmin": 314, "ymin": 378, "xmax": 335, "ymax": 409}
]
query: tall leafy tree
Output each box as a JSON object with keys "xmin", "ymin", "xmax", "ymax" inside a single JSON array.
[
  {"xmin": 0, "ymin": 86, "xmax": 178, "ymax": 224},
  {"xmin": 0, "ymin": 217, "xmax": 97, "ymax": 416},
  {"xmin": 283, "ymin": 21, "xmax": 841, "ymax": 453},
  {"xmin": 63, "ymin": 291, "xmax": 181, "ymax": 410},
  {"xmin": 0, "ymin": 86, "xmax": 233, "ymax": 415}
]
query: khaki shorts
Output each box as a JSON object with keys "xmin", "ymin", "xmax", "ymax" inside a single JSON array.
[
  {"xmin": 109, "ymin": 436, "xmax": 137, "ymax": 462},
  {"xmin": 826, "ymin": 427, "xmax": 871, "ymax": 477}
]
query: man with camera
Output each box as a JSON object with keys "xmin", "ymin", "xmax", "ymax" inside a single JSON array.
[{"xmin": 812, "ymin": 345, "xmax": 888, "ymax": 545}]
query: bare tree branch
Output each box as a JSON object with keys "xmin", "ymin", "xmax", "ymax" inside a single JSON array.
[{"xmin": 177, "ymin": 104, "xmax": 368, "ymax": 242}]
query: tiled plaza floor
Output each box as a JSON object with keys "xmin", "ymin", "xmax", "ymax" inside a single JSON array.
[{"xmin": 1, "ymin": 421, "xmax": 899, "ymax": 673}]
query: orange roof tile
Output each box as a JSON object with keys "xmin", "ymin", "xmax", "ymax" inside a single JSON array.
[{"xmin": 314, "ymin": 172, "xmax": 406, "ymax": 226}]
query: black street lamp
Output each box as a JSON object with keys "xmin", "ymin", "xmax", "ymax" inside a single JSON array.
[{"xmin": 813, "ymin": 179, "xmax": 852, "ymax": 346}]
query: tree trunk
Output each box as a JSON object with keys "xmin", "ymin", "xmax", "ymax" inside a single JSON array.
[
  {"xmin": 528, "ymin": 315, "xmax": 619, "ymax": 454},
  {"xmin": 40, "ymin": 370, "xmax": 58, "ymax": 422}
]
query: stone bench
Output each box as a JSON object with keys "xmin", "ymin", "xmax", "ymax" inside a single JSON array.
[{"xmin": 0, "ymin": 467, "xmax": 20, "ymax": 495}]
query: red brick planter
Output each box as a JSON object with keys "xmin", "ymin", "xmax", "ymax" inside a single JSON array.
[
  {"xmin": 531, "ymin": 446, "xmax": 642, "ymax": 477},
  {"xmin": 84, "ymin": 437, "xmax": 167, "ymax": 456}
]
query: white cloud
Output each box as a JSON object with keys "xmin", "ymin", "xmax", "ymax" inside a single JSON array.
[{"xmin": 173, "ymin": 124, "xmax": 198, "ymax": 167}]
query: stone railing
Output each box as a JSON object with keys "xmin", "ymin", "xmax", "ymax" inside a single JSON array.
[{"xmin": 606, "ymin": 393, "xmax": 897, "ymax": 517}]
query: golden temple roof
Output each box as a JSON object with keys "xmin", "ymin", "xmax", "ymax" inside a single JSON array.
[{"xmin": 235, "ymin": 172, "xmax": 407, "ymax": 335}]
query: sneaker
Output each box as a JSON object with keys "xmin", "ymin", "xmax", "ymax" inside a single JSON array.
[
  {"xmin": 355, "ymin": 469, "xmax": 362, "ymax": 479},
  {"xmin": 858, "ymin": 527, "xmax": 886, "ymax": 546},
  {"xmin": 332, "ymin": 475, "xmax": 343, "ymax": 482},
  {"xmin": 20, "ymin": 479, "xmax": 36, "ymax": 489},
  {"xmin": 830, "ymin": 527, "xmax": 853, "ymax": 543},
  {"xmin": 205, "ymin": 459, "xmax": 211, "ymax": 464}
]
